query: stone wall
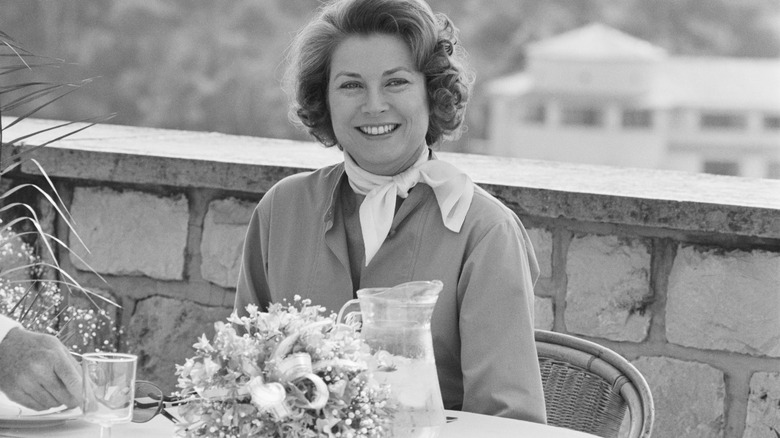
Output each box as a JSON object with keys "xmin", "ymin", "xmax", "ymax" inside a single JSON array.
[{"xmin": 4, "ymin": 118, "xmax": 780, "ymax": 438}]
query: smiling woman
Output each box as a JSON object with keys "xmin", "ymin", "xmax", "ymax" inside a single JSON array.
[{"xmin": 234, "ymin": 0, "xmax": 547, "ymax": 425}]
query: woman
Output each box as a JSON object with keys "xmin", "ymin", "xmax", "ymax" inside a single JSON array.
[{"xmin": 235, "ymin": 0, "xmax": 546, "ymax": 424}]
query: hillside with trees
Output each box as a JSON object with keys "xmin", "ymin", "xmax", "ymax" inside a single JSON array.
[{"xmin": 2, "ymin": 0, "xmax": 779, "ymax": 152}]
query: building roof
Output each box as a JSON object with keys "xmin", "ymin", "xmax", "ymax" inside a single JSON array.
[
  {"xmin": 487, "ymin": 24, "xmax": 780, "ymax": 111},
  {"xmin": 527, "ymin": 23, "xmax": 667, "ymax": 61},
  {"xmin": 654, "ymin": 57, "xmax": 780, "ymax": 110}
]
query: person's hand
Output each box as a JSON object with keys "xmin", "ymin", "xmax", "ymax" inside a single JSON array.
[{"xmin": 0, "ymin": 327, "xmax": 83, "ymax": 410}]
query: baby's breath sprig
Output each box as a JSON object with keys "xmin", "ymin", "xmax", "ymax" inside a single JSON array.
[{"xmin": 0, "ymin": 224, "xmax": 121, "ymax": 354}]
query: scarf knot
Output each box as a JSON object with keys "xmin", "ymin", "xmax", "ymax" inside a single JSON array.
[
  {"xmin": 343, "ymin": 148, "xmax": 474, "ymax": 266},
  {"xmin": 391, "ymin": 168, "xmax": 421, "ymax": 198}
]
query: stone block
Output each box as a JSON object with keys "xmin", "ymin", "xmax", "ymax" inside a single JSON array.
[
  {"xmin": 200, "ymin": 198, "xmax": 256, "ymax": 288},
  {"xmin": 565, "ymin": 235, "xmax": 652, "ymax": 341},
  {"xmin": 526, "ymin": 228, "xmax": 553, "ymax": 279},
  {"xmin": 633, "ymin": 356, "xmax": 725, "ymax": 438},
  {"xmin": 125, "ymin": 296, "xmax": 232, "ymax": 394},
  {"xmin": 534, "ymin": 296, "xmax": 554, "ymax": 330},
  {"xmin": 69, "ymin": 187, "xmax": 189, "ymax": 280},
  {"xmin": 744, "ymin": 372, "xmax": 780, "ymax": 438},
  {"xmin": 666, "ymin": 247, "xmax": 780, "ymax": 357}
]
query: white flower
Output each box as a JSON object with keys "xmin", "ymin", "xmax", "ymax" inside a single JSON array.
[
  {"xmin": 190, "ymin": 357, "xmax": 220, "ymax": 384},
  {"xmin": 241, "ymin": 356, "xmax": 263, "ymax": 377},
  {"xmin": 226, "ymin": 312, "xmax": 243, "ymax": 326},
  {"xmin": 199, "ymin": 386, "xmax": 232, "ymax": 399},
  {"xmin": 193, "ymin": 334, "xmax": 212, "ymax": 351},
  {"xmin": 328, "ymin": 380, "xmax": 347, "ymax": 399},
  {"xmin": 177, "ymin": 358, "xmax": 196, "ymax": 377}
]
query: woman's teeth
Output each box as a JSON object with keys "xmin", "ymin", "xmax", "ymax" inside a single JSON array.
[{"xmin": 359, "ymin": 124, "xmax": 398, "ymax": 135}]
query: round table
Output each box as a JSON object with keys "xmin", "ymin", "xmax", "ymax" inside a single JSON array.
[{"xmin": 0, "ymin": 410, "xmax": 600, "ymax": 437}]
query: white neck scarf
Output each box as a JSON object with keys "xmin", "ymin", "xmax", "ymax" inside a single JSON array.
[{"xmin": 343, "ymin": 147, "xmax": 474, "ymax": 266}]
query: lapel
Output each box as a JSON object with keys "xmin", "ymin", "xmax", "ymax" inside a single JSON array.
[{"xmin": 322, "ymin": 168, "xmax": 352, "ymax": 281}]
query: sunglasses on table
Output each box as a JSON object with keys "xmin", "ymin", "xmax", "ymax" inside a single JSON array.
[{"xmin": 132, "ymin": 380, "xmax": 183, "ymax": 424}]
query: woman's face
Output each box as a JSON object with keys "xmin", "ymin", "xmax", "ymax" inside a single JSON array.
[{"xmin": 328, "ymin": 34, "xmax": 429, "ymax": 176}]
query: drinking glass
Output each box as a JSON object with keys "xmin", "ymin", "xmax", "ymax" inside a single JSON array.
[{"xmin": 81, "ymin": 353, "xmax": 137, "ymax": 438}]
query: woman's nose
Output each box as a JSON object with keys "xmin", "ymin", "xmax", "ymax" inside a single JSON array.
[{"xmin": 362, "ymin": 87, "xmax": 389, "ymax": 114}]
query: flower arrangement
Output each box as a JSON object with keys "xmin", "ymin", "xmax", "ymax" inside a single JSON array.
[{"xmin": 175, "ymin": 296, "xmax": 395, "ymax": 438}]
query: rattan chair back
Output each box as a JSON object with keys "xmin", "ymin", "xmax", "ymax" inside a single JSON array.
[{"xmin": 535, "ymin": 330, "xmax": 654, "ymax": 438}]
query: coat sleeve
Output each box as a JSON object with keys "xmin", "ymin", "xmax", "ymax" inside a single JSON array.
[
  {"xmin": 457, "ymin": 218, "xmax": 547, "ymax": 424},
  {"xmin": 234, "ymin": 194, "xmax": 274, "ymax": 316},
  {"xmin": 0, "ymin": 314, "xmax": 22, "ymax": 345}
]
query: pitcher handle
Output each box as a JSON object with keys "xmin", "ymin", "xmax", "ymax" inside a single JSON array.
[{"xmin": 336, "ymin": 298, "xmax": 362, "ymax": 329}]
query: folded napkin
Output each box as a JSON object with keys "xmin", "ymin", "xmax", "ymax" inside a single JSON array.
[{"xmin": 0, "ymin": 390, "xmax": 69, "ymax": 418}]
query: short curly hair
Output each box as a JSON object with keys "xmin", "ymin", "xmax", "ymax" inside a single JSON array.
[{"xmin": 284, "ymin": 0, "xmax": 473, "ymax": 148}]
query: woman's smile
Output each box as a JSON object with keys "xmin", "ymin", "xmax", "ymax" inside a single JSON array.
[
  {"xmin": 357, "ymin": 124, "xmax": 400, "ymax": 136},
  {"xmin": 328, "ymin": 34, "xmax": 430, "ymax": 176}
]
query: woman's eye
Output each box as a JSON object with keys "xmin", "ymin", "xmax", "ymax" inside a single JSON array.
[
  {"xmin": 387, "ymin": 79, "xmax": 409, "ymax": 87},
  {"xmin": 339, "ymin": 82, "xmax": 361, "ymax": 90}
]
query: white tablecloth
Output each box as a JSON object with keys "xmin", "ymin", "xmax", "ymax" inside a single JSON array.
[{"xmin": 0, "ymin": 410, "xmax": 599, "ymax": 438}]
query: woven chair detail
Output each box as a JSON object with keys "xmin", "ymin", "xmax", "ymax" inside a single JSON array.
[{"xmin": 535, "ymin": 330, "xmax": 654, "ymax": 438}]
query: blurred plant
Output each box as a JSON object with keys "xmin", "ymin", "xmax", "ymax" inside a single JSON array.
[
  {"xmin": 0, "ymin": 30, "xmax": 120, "ymax": 353},
  {"xmin": 0, "ymin": 223, "xmax": 121, "ymax": 353}
]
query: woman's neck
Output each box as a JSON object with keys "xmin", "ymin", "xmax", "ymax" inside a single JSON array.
[{"xmin": 345, "ymin": 144, "xmax": 429, "ymax": 177}]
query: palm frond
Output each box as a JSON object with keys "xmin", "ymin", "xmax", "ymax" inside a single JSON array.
[
  {"xmin": 2, "ymin": 81, "xmax": 86, "ymax": 115},
  {"xmin": 0, "ymin": 115, "xmax": 115, "ymax": 175},
  {"xmin": 8, "ymin": 229, "xmax": 109, "ymax": 285},
  {"xmin": 0, "ymin": 177, "xmax": 90, "ymax": 251},
  {"xmin": 5, "ymin": 281, "xmax": 37, "ymax": 316},
  {"xmin": 0, "ymin": 32, "xmax": 33, "ymax": 67},
  {"xmin": 0, "ymin": 29, "xmax": 119, "ymax": 352},
  {"xmin": 5, "ymin": 274, "xmax": 119, "ymax": 308},
  {"xmin": 0, "ymin": 30, "xmax": 101, "ymax": 159}
]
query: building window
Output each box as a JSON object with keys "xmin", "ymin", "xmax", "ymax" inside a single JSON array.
[
  {"xmin": 699, "ymin": 112, "xmax": 747, "ymax": 130},
  {"xmin": 668, "ymin": 109, "xmax": 688, "ymax": 130},
  {"xmin": 561, "ymin": 107, "xmax": 603, "ymax": 127},
  {"xmin": 764, "ymin": 114, "xmax": 780, "ymax": 131},
  {"xmin": 703, "ymin": 160, "xmax": 739, "ymax": 176},
  {"xmin": 520, "ymin": 104, "xmax": 546, "ymax": 124},
  {"xmin": 622, "ymin": 109, "xmax": 653, "ymax": 129}
]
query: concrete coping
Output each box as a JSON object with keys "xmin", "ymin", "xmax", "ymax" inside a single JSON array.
[{"xmin": 4, "ymin": 117, "xmax": 780, "ymax": 239}]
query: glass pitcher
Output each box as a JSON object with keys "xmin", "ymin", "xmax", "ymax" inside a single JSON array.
[{"xmin": 338, "ymin": 280, "xmax": 446, "ymax": 438}]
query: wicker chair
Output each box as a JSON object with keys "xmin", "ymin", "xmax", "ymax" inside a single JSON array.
[{"xmin": 535, "ymin": 330, "xmax": 654, "ymax": 438}]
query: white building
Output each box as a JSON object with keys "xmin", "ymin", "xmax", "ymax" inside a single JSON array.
[{"xmin": 484, "ymin": 23, "xmax": 780, "ymax": 179}]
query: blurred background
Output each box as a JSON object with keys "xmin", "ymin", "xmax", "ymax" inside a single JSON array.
[{"xmin": 2, "ymin": 0, "xmax": 779, "ymax": 177}]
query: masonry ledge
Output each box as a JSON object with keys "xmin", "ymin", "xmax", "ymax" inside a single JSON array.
[{"xmin": 4, "ymin": 117, "xmax": 780, "ymax": 239}]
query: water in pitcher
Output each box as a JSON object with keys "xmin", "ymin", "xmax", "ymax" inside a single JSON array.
[
  {"xmin": 364, "ymin": 324, "xmax": 445, "ymax": 438},
  {"xmin": 340, "ymin": 280, "xmax": 446, "ymax": 438}
]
